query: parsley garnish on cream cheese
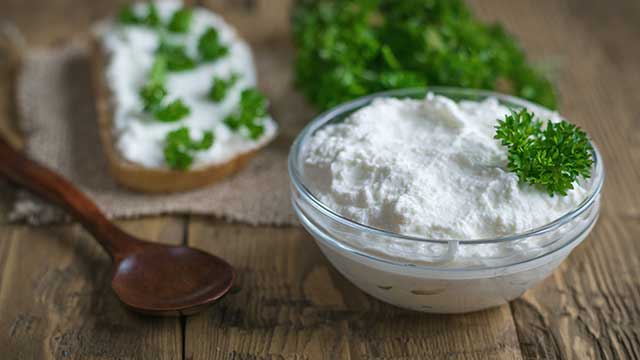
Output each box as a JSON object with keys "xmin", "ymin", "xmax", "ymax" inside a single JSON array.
[
  {"xmin": 224, "ymin": 89, "xmax": 268, "ymax": 140},
  {"xmin": 198, "ymin": 27, "xmax": 229, "ymax": 62},
  {"xmin": 495, "ymin": 109, "xmax": 593, "ymax": 196},
  {"xmin": 164, "ymin": 127, "xmax": 214, "ymax": 170},
  {"xmin": 168, "ymin": 7, "xmax": 193, "ymax": 33},
  {"xmin": 208, "ymin": 73, "xmax": 239, "ymax": 102},
  {"xmin": 105, "ymin": 1, "xmax": 276, "ymax": 170}
]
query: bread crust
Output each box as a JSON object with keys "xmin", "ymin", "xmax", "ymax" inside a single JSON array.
[{"xmin": 89, "ymin": 35, "xmax": 266, "ymax": 193}]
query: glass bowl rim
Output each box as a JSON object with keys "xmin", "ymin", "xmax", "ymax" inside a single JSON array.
[{"xmin": 288, "ymin": 86, "xmax": 605, "ymax": 245}]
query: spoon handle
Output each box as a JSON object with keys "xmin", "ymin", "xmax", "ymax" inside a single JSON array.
[{"xmin": 0, "ymin": 136, "xmax": 140, "ymax": 258}]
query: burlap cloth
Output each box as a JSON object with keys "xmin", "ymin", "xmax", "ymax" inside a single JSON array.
[{"xmin": 10, "ymin": 41, "xmax": 314, "ymax": 225}]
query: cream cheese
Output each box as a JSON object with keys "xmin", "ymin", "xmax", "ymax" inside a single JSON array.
[
  {"xmin": 303, "ymin": 93, "xmax": 590, "ymax": 240},
  {"xmin": 96, "ymin": 0, "xmax": 277, "ymax": 168}
]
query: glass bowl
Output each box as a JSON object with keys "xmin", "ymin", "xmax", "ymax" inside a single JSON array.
[{"xmin": 288, "ymin": 87, "xmax": 604, "ymax": 313}]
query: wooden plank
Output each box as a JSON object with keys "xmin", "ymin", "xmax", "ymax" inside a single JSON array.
[
  {"xmin": 0, "ymin": 217, "xmax": 185, "ymax": 359},
  {"xmin": 0, "ymin": 0, "xmax": 292, "ymax": 46},
  {"xmin": 185, "ymin": 220, "xmax": 523, "ymax": 359},
  {"xmin": 511, "ymin": 214, "xmax": 640, "ymax": 359},
  {"xmin": 0, "ymin": 23, "xmax": 22, "ymax": 149},
  {"xmin": 197, "ymin": 0, "xmax": 293, "ymax": 43},
  {"xmin": 0, "ymin": 226, "xmax": 15, "ymax": 303},
  {"xmin": 0, "ymin": 0, "xmax": 130, "ymax": 46},
  {"xmin": 0, "ymin": 24, "xmax": 23, "ymax": 223}
]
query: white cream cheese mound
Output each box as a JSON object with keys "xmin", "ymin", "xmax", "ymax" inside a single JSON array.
[
  {"xmin": 97, "ymin": 0, "xmax": 277, "ymax": 168},
  {"xmin": 303, "ymin": 94, "xmax": 590, "ymax": 240}
]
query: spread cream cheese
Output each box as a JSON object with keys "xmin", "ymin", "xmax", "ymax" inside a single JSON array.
[
  {"xmin": 303, "ymin": 93, "xmax": 590, "ymax": 240},
  {"xmin": 96, "ymin": 0, "xmax": 277, "ymax": 168}
]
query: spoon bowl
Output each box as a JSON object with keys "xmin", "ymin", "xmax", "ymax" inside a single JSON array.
[{"xmin": 112, "ymin": 242, "xmax": 235, "ymax": 316}]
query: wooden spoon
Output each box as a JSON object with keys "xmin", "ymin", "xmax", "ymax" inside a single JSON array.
[{"xmin": 0, "ymin": 137, "xmax": 235, "ymax": 316}]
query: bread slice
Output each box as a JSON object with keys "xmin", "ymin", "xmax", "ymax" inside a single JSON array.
[{"xmin": 90, "ymin": 36, "xmax": 269, "ymax": 193}]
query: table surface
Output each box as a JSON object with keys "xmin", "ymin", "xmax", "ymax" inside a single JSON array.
[{"xmin": 0, "ymin": 0, "xmax": 638, "ymax": 359}]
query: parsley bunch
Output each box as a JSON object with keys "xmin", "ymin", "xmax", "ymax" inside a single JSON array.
[
  {"xmin": 164, "ymin": 127, "xmax": 215, "ymax": 170},
  {"xmin": 293, "ymin": 0, "xmax": 557, "ymax": 110},
  {"xmin": 495, "ymin": 109, "xmax": 593, "ymax": 196},
  {"xmin": 224, "ymin": 89, "xmax": 268, "ymax": 140}
]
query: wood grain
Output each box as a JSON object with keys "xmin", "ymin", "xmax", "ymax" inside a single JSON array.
[
  {"xmin": 0, "ymin": 218, "xmax": 185, "ymax": 359},
  {"xmin": 512, "ymin": 214, "xmax": 640, "ymax": 359},
  {"xmin": 0, "ymin": 0, "xmax": 638, "ymax": 358},
  {"xmin": 0, "ymin": 27, "xmax": 22, "ymax": 222},
  {"xmin": 185, "ymin": 219, "xmax": 523, "ymax": 360},
  {"xmin": 197, "ymin": 0, "xmax": 293, "ymax": 42}
]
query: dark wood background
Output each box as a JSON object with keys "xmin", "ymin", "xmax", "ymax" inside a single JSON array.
[{"xmin": 0, "ymin": 0, "xmax": 638, "ymax": 359}]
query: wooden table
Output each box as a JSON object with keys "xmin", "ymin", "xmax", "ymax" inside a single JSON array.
[{"xmin": 0, "ymin": 0, "xmax": 638, "ymax": 359}]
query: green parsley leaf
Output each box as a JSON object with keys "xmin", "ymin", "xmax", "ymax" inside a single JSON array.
[
  {"xmin": 117, "ymin": 3, "xmax": 160, "ymax": 26},
  {"xmin": 154, "ymin": 99, "xmax": 191, "ymax": 122},
  {"xmin": 145, "ymin": 3, "xmax": 161, "ymax": 27},
  {"xmin": 198, "ymin": 27, "xmax": 229, "ymax": 62},
  {"xmin": 140, "ymin": 82, "xmax": 167, "ymax": 112},
  {"xmin": 140, "ymin": 56, "xmax": 167, "ymax": 109},
  {"xmin": 164, "ymin": 127, "xmax": 215, "ymax": 170},
  {"xmin": 224, "ymin": 88, "xmax": 268, "ymax": 140},
  {"xmin": 292, "ymin": 0, "xmax": 557, "ymax": 110},
  {"xmin": 148, "ymin": 54, "xmax": 167, "ymax": 84},
  {"xmin": 494, "ymin": 109, "xmax": 593, "ymax": 196},
  {"xmin": 157, "ymin": 41, "xmax": 196, "ymax": 71},
  {"xmin": 208, "ymin": 73, "xmax": 239, "ymax": 102},
  {"xmin": 168, "ymin": 7, "xmax": 193, "ymax": 33},
  {"xmin": 118, "ymin": 5, "xmax": 142, "ymax": 24},
  {"xmin": 139, "ymin": 56, "xmax": 168, "ymax": 111}
]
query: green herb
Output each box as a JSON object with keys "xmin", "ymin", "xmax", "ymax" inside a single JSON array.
[
  {"xmin": 164, "ymin": 127, "xmax": 215, "ymax": 170},
  {"xmin": 140, "ymin": 83, "xmax": 167, "ymax": 112},
  {"xmin": 156, "ymin": 41, "xmax": 196, "ymax": 71},
  {"xmin": 154, "ymin": 99, "xmax": 191, "ymax": 122},
  {"xmin": 224, "ymin": 88, "xmax": 268, "ymax": 140},
  {"xmin": 118, "ymin": 5, "xmax": 142, "ymax": 24},
  {"xmin": 145, "ymin": 3, "xmax": 161, "ymax": 27},
  {"xmin": 292, "ymin": 0, "xmax": 557, "ymax": 110},
  {"xmin": 117, "ymin": 3, "xmax": 160, "ymax": 27},
  {"xmin": 208, "ymin": 73, "xmax": 239, "ymax": 102},
  {"xmin": 494, "ymin": 109, "xmax": 593, "ymax": 196},
  {"xmin": 198, "ymin": 27, "xmax": 229, "ymax": 62},
  {"xmin": 139, "ymin": 56, "xmax": 168, "ymax": 111},
  {"xmin": 168, "ymin": 7, "xmax": 193, "ymax": 33},
  {"xmin": 148, "ymin": 54, "xmax": 167, "ymax": 83}
]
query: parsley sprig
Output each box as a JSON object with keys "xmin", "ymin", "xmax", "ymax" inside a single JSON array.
[
  {"xmin": 139, "ymin": 55, "xmax": 191, "ymax": 122},
  {"xmin": 168, "ymin": 8, "xmax": 193, "ymax": 33},
  {"xmin": 156, "ymin": 41, "xmax": 196, "ymax": 72},
  {"xmin": 293, "ymin": 0, "xmax": 557, "ymax": 110},
  {"xmin": 224, "ymin": 89, "xmax": 268, "ymax": 140},
  {"xmin": 494, "ymin": 109, "xmax": 593, "ymax": 196},
  {"xmin": 154, "ymin": 99, "xmax": 191, "ymax": 122},
  {"xmin": 208, "ymin": 73, "xmax": 239, "ymax": 102},
  {"xmin": 198, "ymin": 27, "xmax": 229, "ymax": 62},
  {"xmin": 139, "ymin": 56, "xmax": 168, "ymax": 111},
  {"xmin": 118, "ymin": 3, "xmax": 160, "ymax": 27},
  {"xmin": 164, "ymin": 127, "xmax": 215, "ymax": 170}
]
